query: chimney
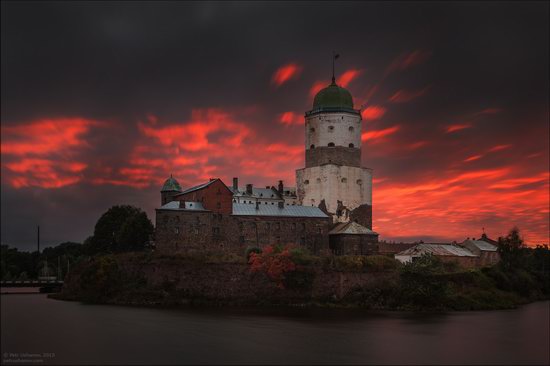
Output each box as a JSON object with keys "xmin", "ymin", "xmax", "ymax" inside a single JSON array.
[
  {"xmin": 233, "ymin": 177, "xmax": 238, "ymax": 191},
  {"xmin": 255, "ymin": 201, "xmax": 260, "ymax": 210},
  {"xmin": 278, "ymin": 180, "xmax": 284, "ymax": 194},
  {"xmin": 278, "ymin": 201, "xmax": 284, "ymax": 209},
  {"xmin": 246, "ymin": 184, "xmax": 253, "ymax": 195}
]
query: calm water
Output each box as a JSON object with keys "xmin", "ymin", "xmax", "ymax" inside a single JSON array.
[{"xmin": 1, "ymin": 294, "xmax": 549, "ymax": 365}]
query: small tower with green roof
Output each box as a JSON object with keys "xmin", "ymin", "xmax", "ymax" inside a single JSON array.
[{"xmin": 160, "ymin": 174, "xmax": 182, "ymax": 206}]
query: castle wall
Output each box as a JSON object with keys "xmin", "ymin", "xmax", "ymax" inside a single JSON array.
[
  {"xmin": 296, "ymin": 165, "xmax": 372, "ymax": 223},
  {"xmin": 329, "ymin": 234, "xmax": 379, "ymax": 256},
  {"xmin": 305, "ymin": 147, "xmax": 360, "ymax": 167},
  {"xmin": 155, "ymin": 209, "xmax": 331, "ymax": 256},
  {"xmin": 305, "ymin": 111, "xmax": 361, "ymax": 149}
]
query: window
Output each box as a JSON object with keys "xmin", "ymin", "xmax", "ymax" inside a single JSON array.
[
  {"xmin": 356, "ymin": 179, "xmax": 363, "ymax": 185},
  {"xmin": 341, "ymin": 178, "xmax": 347, "ymax": 183},
  {"xmin": 348, "ymin": 143, "xmax": 354, "ymax": 148},
  {"xmin": 212, "ymin": 227, "xmax": 220, "ymax": 235},
  {"xmin": 216, "ymin": 202, "xmax": 221, "ymax": 209},
  {"xmin": 341, "ymin": 116, "xmax": 344, "ymax": 120},
  {"xmin": 292, "ymin": 223, "xmax": 297, "ymax": 230},
  {"xmin": 310, "ymin": 127, "xmax": 315, "ymax": 132},
  {"xmin": 349, "ymin": 126, "xmax": 354, "ymax": 132},
  {"xmin": 304, "ymin": 180, "xmax": 309, "ymax": 185},
  {"xmin": 302, "ymin": 223, "xmax": 306, "ymax": 231},
  {"xmin": 266, "ymin": 223, "xmax": 271, "ymax": 231},
  {"xmin": 239, "ymin": 236, "xmax": 245, "ymax": 244},
  {"xmin": 316, "ymin": 178, "xmax": 321, "ymax": 183},
  {"xmin": 310, "ymin": 144, "xmax": 315, "ymax": 149},
  {"xmin": 328, "ymin": 142, "xmax": 335, "ymax": 147},
  {"xmin": 328, "ymin": 126, "xmax": 334, "ymax": 132},
  {"xmin": 174, "ymin": 227, "xmax": 179, "ymax": 234},
  {"xmin": 276, "ymin": 222, "xmax": 281, "ymax": 230}
]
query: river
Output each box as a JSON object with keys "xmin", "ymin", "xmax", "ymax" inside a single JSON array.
[{"xmin": 1, "ymin": 293, "xmax": 548, "ymax": 365}]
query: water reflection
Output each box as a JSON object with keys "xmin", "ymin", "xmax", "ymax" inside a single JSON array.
[{"xmin": 1, "ymin": 294, "xmax": 548, "ymax": 365}]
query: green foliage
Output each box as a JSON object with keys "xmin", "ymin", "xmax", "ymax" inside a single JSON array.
[
  {"xmin": 364, "ymin": 255, "xmax": 401, "ymax": 271},
  {"xmin": 497, "ymin": 227, "xmax": 526, "ymax": 271},
  {"xmin": 322, "ymin": 255, "xmax": 400, "ymax": 273},
  {"xmin": 398, "ymin": 254, "xmax": 450, "ymax": 308},
  {"xmin": 89, "ymin": 205, "xmax": 154, "ymax": 254}
]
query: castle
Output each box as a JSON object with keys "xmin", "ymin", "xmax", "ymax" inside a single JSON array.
[{"xmin": 155, "ymin": 74, "xmax": 379, "ymax": 256}]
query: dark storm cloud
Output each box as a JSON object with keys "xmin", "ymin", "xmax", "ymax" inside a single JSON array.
[{"xmin": 1, "ymin": 1, "xmax": 548, "ymax": 248}]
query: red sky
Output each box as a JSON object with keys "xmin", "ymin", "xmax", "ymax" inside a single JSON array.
[{"xmin": 1, "ymin": 2, "xmax": 548, "ymax": 249}]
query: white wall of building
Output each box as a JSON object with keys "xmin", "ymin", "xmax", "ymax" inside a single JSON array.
[
  {"xmin": 306, "ymin": 112, "xmax": 362, "ymax": 149},
  {"xmin": 296, "ymin": 165, "xmax": 372, "ymax": 218}
]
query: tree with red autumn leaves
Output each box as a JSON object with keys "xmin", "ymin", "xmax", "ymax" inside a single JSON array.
[{"xmin": 248, "ymin": 244, "xmax": 312, "ymax": 289}]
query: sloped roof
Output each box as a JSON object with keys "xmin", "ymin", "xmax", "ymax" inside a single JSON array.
[
  {"xmin": 329, "ymin": 221, "xmax": 379, "ymax": 236},
  {"xmin": 178, "ymin": 179, "xmax": 219, "ymax": 195},
  {"xmin": 396, "ymin": 243, "xmax": 477, "ymax": 257},
  {"xmin": 232, "ymin": 203, "xmax": 328, "ymax": 218},
  {"xmin": 467, "ymin": 239, "xmax": 498, "ymax": 252},
  {"xmin": 158, "ymin": 201, "xmax": 208, "ymax": 211},
  {"xmin": 230, "ymin": 186, "xmax": 283, "ymax": 200}
]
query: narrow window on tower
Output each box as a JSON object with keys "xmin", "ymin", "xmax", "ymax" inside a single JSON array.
[
  {"xmin": 310, "ymin": 144, "xmax": 315, "ymax": 149},
  {"xmin": 349, "ymin": 143, "xmax": 354, "ymax": 148},
  {"xmin": 341, "ymin": 178, "xmax": 347, "ymax": 183},
  {"xmin": 328, "ymin": 142, "xmax": 335, "ymax": 147},
  {"xmin": 328, "ymin": 126, "xmax": 334, "ymax": 132},
  {"xmin": 310, "ymin": 127, "xmax": 315, "ymax": 133},
  {"xmin": 349, "ymin": 126, "xmax": 354, "ymax": 132}
]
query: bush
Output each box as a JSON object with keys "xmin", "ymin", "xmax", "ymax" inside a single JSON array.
[
  {"xmin": 364, "ymin": 255, "xmax": 401, "ymax": 271},
  {"xmin": 245, "ymin": 246, "xmax": 262, "ymax": 261}
]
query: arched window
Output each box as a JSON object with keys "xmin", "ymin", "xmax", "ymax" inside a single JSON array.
[
  {"xmin": 349, "ymin": 126, "xmax": 354, "ymax": 132},
  {"xmin": 356, "ymin": 179, "xmax": 363, "ymax": 185},
  {"xmin": 328, "ymin": 142, "xmax": 335, "ymax": 147},
  {"xmin": 310, "ymin": 144, "xmax": 315, "ymax": 149},
  {"xmin": 328, "ymin": 126, "xmax": 334, "ymax": 132},
  {"xmin": 349, "ymin": 143, "xmax": 354, "ymax": 148},
  {"xmin": 304, "ymin": 180, "xmax": 309, "ymax": 185},
  {"xmin": 341, "ymin": 178, "xmax": 347, "ymax": 183},
  {"xmin": 310, "ymin": 127, "xmax": 315, "ymax": 133}
]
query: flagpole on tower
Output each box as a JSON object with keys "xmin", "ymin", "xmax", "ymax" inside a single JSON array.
[{"xmin": 332, "ymin": 51, "xmax": 340, "ymax": 84}]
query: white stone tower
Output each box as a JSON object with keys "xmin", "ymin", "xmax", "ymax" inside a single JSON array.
[{"xmin": 296, "ymin": 75, "xmax": 373, "ymax": 228}]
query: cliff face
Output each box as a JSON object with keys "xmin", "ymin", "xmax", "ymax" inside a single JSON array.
[{"xmin": 58, "ymin": 253, "xmax": 396, "ymax": 307}]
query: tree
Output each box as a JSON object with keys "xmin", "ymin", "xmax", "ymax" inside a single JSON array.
[
  {"xmin": 89, "ymin": 205, "xmax": 154, "ymax": 254},
  {"xmin": 497, "ymin": 227, "xmax": 526, "ymax": 271}
]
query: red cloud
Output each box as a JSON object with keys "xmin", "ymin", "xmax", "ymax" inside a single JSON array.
[
  {"xmin": 374, "ymin": 166, "xmax": 549, "ymax": 245},
  {"xmin": 388, "ymin": 86, "xmax": 430, "ymax": 103},
  {"xmin": 279, "ymin": 111, "xmax": 303, "ymax": 126},
  {"xmin": 387, "ymin": 50, "xmax": 432, "ymax": 74},
  {"xmin": 309, "ymin": 80, "xmax": 329, "ymax": 98},
  {"xmin": 362, "ymin": 126, "xmax": 400, "ymax": 142},
  {"xmin": 1, "ymin": 118, "xmax": 99, "ymax": 188},
  {"xmin": 464, "ymin": 154, "xmax": 483, "ymax": 162},
  {"xmin": 271, "ymin": 63, "xmax": 302, "ymax": 87},
  {"xmin": 339, "ymin": 69, "xmax": 362, "ymax": 88},
  {"xmin": 446, "ymin": 124, "xmax": 472, "ymax": 133},
  {"xmin": 361, "ymin": 106, "xmax": 386, "ymax": 121},
  {"xmin": 488, "ymin": 144, "xmax": 512, "ymax": 152}
]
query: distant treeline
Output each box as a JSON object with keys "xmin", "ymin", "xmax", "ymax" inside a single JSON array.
[{"xmin": 1, "ymin": 205, "xmax": 154, "ymax": 280}]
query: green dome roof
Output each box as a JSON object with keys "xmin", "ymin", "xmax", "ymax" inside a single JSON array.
[
  {"xmin": 313, "ymin": 81, "xmax": 354, "ymax": 110},
  {"xmin": 161, "ymin": 175, "xmax": 182, "ymax": 192}
]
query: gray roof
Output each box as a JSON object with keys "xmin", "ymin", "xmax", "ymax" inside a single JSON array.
[
  {"xmin": 396, "ymin": 243, "xmax": 477, "ymax": 257},
  {"xmin": 158, "ymin": 201, "xmax": 208, "ymax": 211},
  {"xmin": 465, "ymin": 239, "xmax": 498, "ymax": 252},
  {"xmin": 232, "ymin": 203, "xmax": 328, "ymax": 218},
  {"xmin": 329, "ymin": 221, "xmax": 379, "ymax": 235},
  {"xmin": 230, "ymin": 187, "xmax": 283, "ymax": 200}
]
